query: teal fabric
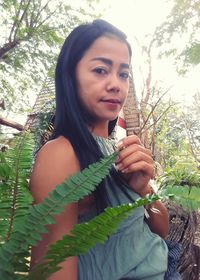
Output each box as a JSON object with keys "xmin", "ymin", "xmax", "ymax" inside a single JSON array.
[{"xmin": 78, "ymin": 136, "xmax": 168, "ymax": 280}]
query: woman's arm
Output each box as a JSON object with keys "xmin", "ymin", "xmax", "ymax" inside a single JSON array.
[
  {"xmin": 138, "ymin": 184, "xmax": 169, "ymax": 238},
  {"xmin": 30, "ymin": 136, "xmax": 80, "ymax": 280},
  {"xmin": 144, "ymin": 200, "xmax": 169, "ymax": 239},
  {"xmin": 116, "ymin": 135, "xmax": 169, "ymax": 239}
]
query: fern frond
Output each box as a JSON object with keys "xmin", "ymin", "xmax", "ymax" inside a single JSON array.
[
  {"xmin": 0, "ymin": 151, "xmax": 118, "ymax": 278},
  {"xmin": 0, "ymin": 133, "xmax": 34, "ymax": 245},
  {"xmin": 28, "ymin": 194, "xmax": 160, "ymax": 280},
  {"xmin": 0, "ymin": 156, "xmax": 12, "ymax": 243},
  {"xmin": 0, "ymin": 152, "xmax": 11, "ymax": 180},
  {"xmin": 159, "ymin": 185, "xmax": 200, "ymax": 211}
]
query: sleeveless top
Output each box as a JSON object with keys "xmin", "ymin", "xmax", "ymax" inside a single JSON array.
[{"xmin": 78, "ymin": 136, "xmax": 168, "ymax": 280}]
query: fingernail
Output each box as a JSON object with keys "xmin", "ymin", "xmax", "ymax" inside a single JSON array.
[
  {"xmin": 116, "ymin": 141, "xmax": 124, "ymax": 151},
  {"xmin": 121, "ymin": 168, "xmax": 128, "ymax": 173},
  {"xmin": 116, "ymin": 163, "xmax": 123, "ymax": 170}
]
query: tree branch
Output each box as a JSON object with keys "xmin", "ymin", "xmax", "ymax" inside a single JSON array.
[
  {"xmin": 0, "ymin": 40, "xmax": 20, "ymax": 59},
  {"xmin": 139, "ymin": 88, "xmax": 171, "ymax": 132},
  {"xmin": 14, "ymin": 0, "xmax": 32, "ymax": 40},
  {"xmin": 0, "ymin": 116, "xmax": 24, "ymax": 131},
  {"xmin": 33, "ymin": 6, "xmax": 58, "ymax": 31},
  {"xmin": 143, "ymin": 104, "xmax": 174, "ymax": 133},
  {"xmin": 8, "ymin": 0, "xmax": 24, "ymax": 42},
  {"xmin": 183, "ymin": 116, "xmax": 200, "ymax": 164},
  {"xmin": 2, "ymin": 0, "xmax": 31, "ymax": 59},
  {"xmin": 34, "ymin": 0, "xmax": 53, "ymax": 24}
]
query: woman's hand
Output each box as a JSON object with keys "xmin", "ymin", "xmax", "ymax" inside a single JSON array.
[
  {"xmin": 116, "ymin": 135, "xmax": 155, "ymax": 197},
  {"xmin": 115, "ymin": 135, "xmax": 169, "ymax": 238}
]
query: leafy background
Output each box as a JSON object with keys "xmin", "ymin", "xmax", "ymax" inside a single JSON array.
[{"xmin": 0, "ymin": 0, "xmax": 200, "ymax": 279}]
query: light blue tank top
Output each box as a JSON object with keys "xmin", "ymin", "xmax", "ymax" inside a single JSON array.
[{"xmin": 78, "ymin": 136, "xmax": 168, "ymax": 280}]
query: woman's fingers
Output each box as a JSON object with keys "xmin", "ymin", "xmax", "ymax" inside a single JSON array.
[
  {"xmin": 120, "ymin": 161, "xmax": 155, "ymax": 179},
  {"xmin": 116, "ymin": 135, "xmax": 154, "ymax": 179},
  {"xmin": 116, "ymin": 135, "xmax": 152, "ymax": 159},
  {"xmin": 117, "ymin": 157, "xmax": 154, "ymax": 179},
  {"xmin": 117, "ymin": 144, "xmax": 152, "ymax": 162},
  {"xmin": 116, "ymin": 149, "xmax": 153, "ymax": 168},
  {"xmin": 116, "ymin": 135, "xmax": 141, "ymax": 150}
]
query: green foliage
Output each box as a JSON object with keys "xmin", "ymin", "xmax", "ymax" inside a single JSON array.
[
  {"xmin": 158, "ymin": 162, "xmax": 200, "ymax": 210},
  {"xmin": 180, "ymin": 43, "xmax": 200, "ymax": 65},
  {"xmin": 0, "ymin": 133, "xmax": 34, "ymax": 244},
  {"xmin": 153, "ymin": 103, "xmax": 198, "ymax": 169},
  {"xmin": 155, "ymin": 0, "xmax": 200, "ymax": 73},
  {"xmin": 161, "ymin": 186, "xmax": 200, "ymax": 211},
  {"xmin": 0, "ymin": 0, "xmax": 100, "ymax": 119},
  {"xmin": 158, "ymin": 162, "xmax": 200, "ymax": 188}
]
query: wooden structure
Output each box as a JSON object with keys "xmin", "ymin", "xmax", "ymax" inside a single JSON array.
[{"xmin": 122, "ymin": 71, "xmax": 140, "ymax": 136}]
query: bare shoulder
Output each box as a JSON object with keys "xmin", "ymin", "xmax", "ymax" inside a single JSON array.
[
  {"xmin": 37, "ymin": 136, "xmax": 77, "ymax": 161},
  {"xmin": 30, "ymin": 136, "xmax": 80, "ymax": 202}
]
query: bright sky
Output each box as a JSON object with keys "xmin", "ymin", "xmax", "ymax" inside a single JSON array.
[{"xmin": 99, "ymin": 0, "xmax": 171, "ymax": 38}]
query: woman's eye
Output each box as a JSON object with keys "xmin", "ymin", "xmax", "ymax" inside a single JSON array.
[
  {"xmin": 94, "ymin": 68, "xmax": 107, "ymax": 75},
  {"xmin": 120, "ymin": 72, "xmax": 129, "ymax": 80}
]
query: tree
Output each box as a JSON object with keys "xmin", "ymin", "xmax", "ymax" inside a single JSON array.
[
  {"xmin": 155, "ymin": 0, "xmax": 200, "ymax": 74},
  {"xmin": 0, "ymin": 0, "xmax": 100, "ymax": 130},
  {"xmin": 182, "ymin": 92, "xmax": 200, "ymax": 167},
  {"xmin": 131, "ymin": 36, "xmax": 176, "ymax": 159},
  {"xmin": 131, "ymin": 19, "xmax": 200, "ymax": 170}
]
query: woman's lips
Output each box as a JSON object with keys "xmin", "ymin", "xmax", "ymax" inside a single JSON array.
[
  {"xmin": 100, "ymin": 99, "xmax": 121, "ymax": 110},
  {"xmin": 101, "ymin": 99, "xmax": 121, "ymax": 104}
]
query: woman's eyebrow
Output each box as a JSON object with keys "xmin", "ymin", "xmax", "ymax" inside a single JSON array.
[{"xmin": 91, "ymin": 57, "xmax": 129, "ymax": 69}]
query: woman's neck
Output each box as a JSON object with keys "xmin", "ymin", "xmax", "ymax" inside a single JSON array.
[{"xmin": 89, "ymin": 121, "xmax": 109, "ymax": 138}]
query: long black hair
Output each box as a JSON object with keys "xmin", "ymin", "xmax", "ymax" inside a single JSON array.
[{"xmin": 52, "ymin": 19, "xmax": 132, "ymax": 211}]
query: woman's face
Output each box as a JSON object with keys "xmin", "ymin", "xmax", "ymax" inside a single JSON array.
[{"xmin": 76, "ymin": 35, "xmax": 130, "ymax": 130}]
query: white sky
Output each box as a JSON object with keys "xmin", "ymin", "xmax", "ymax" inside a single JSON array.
[{"xmin": 99, "ymin": 0, "xmax": 172, "ymax": 38}]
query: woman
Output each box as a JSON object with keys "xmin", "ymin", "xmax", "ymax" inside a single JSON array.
[{"xmin": 30, "ymin": 19, "xmax": 179, "ymax": 280}]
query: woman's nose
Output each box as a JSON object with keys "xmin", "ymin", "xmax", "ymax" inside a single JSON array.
[{"xmin": 106, "ymin": 74, "xmax": 120, "ymax": 93}]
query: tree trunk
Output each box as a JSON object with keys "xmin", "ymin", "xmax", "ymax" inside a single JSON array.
[
  {"xmin": 0, "ymin": 41, "xmax": 20, "ymax": 59},
  {"xmin": 0, "ymin": 116, "xmax": 24, "ymax": 131}
]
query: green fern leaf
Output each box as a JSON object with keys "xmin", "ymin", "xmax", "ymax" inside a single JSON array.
[
  {"xmin": 0, "ymin": 133, "xmax": 35, "ymax": 276},
  {"xmin": 159, "ymin": 185, "xmax": 200, "ymax": 211},
  {"xmin": 0, "ymin": 150, "xmax": 117, "ymax": 278},
  {"xmin": 0, "ymin": 153, "xmax": 11, "ymax": 180},
  {"xmin": 28, "ymin": 195, "xmax": 160, "ymax": 279},
  {"xmin": 0, "ymin": 133, "xmax": 35, "ymax": 241}
]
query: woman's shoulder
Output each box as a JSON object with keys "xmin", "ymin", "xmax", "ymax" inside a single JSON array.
[
  {"xmin": 35, "ymin": 135, "xmax": 80, "ymax": 175},
  {"xmin": 37, "ymin": 136, "xmax": 77, "ymax": 163},
  {"xmin": 30, "ymin": 136, "xmax": 80, "ymax": 201},
  {"xmin": 39, "ymin": 135, "xmax": 73, "ymax": 152}
]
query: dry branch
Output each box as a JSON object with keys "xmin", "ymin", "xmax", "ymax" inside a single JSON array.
[{"xmin": 0, "ymin": 116, "xmax": 24, "ymax": 131}]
